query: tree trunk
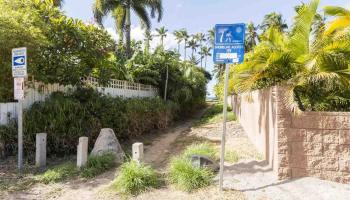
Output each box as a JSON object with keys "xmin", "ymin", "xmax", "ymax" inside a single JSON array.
[
  {"xmin": 164, "ymin": 65, "xmax": 169, "ymax": 101},
  {"xmin": 205, "ymin": 56, "xmax": 207, "ymax": 70},
  {"xmin": 125, "ymin": 3, "xmax": 131, "ymax": 58},
  {"xmin": 177, "ymin": 42, "xmax": 180, "ymax": 53}
]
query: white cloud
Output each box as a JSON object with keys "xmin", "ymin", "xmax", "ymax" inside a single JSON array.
[{"xmin": 106, "ymin": 25, "xmax": 178, "ymax": 51}]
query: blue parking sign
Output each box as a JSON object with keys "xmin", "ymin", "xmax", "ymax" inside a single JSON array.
[{"xmin": 214, "ymin": 24, "xmax": 246, "ymax": 64}]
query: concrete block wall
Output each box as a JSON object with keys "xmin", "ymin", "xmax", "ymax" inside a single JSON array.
[
  {"xmin": 276, "ymin": 88, "xmax": 350, "ymax": 183},
  {"xmin": 232, "ymin": 86, "xmax": 350, "ymax": 184}
]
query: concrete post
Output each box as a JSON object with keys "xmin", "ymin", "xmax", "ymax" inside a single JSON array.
[
  {"xmin": 35, "ymin": 133, "xmax": 47, "ymax": 169},
  {"xmin": 77, "ymin": 137, "xmax": 88, "ymax": 168},
  {"xmin": 132, "ymin": 143, "xmax": 144, "ymax": 164}
]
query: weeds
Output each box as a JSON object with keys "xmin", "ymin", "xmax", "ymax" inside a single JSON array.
[
  {"xmin": 194, "ymin": 103, "xmax": 236, "ymax": 126},
  {"xmin": 37, "ymin": 162, "xmax": 78, "ymax": 184},
  {"xmin": 182, "ymin": 142, "xmax": 218, "ymax": 161},
  {"xmin": 113, "ymin": 160, "xmax": 159, "ymax": 195},
  {"xmin": 81, "ymin": 153, "xmax": 116, "ymax": 178}
]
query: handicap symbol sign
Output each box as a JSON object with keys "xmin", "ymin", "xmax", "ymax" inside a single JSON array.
[{"xmin": 13, "ymin": 56, "xmax": 26, "ymax": 66}]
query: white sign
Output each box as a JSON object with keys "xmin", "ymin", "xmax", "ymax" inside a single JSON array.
[
  {"xmin": 12, "ymin": 47, "xmax": 27, "ymax": 77},
  {"xmin": 14, "ymin": 78, "xmax": 25, "ymax": 100}
]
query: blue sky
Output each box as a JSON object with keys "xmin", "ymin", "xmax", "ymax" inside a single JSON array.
[{"xmin": 63, "ymin": 0, "xmax": 349, "ymax": 97}]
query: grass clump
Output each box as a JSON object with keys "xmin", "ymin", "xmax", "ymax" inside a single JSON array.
[
  {"xmin": 195, "ymin": 103, "xmax": 236, "ymax": 126},
  {"xmin": 81, "ymin": 153, "xmax": 116, "ymax": 178},
  {"xmin": 113, "ymin": 160, "xmax": 159, "ymax": 195},
  {"xmin": 37, "ymin": 162, "xmax": 78, "ymax": 184},
  {"xmin": 168, "ymin": 157, "xmax": 214, "ymax": 192},
  {"xmin": 168, "ymin": 142, "xmax": 217, "ymax": 192},
  {"xmin": 182, "ymin": 142, "xmax": 218, "ymax": 161},
  {"xmin": 225, "ymin": 150, "xmax": 240, "ymax": 163}
]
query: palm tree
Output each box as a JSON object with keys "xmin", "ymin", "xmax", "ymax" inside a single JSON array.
[
  {"xmin": 194, "ymin": 33, "xmax": 206, "ymax": 68},
  {"xmin": 260, "ymin": 12, "xmax": 288, "ymax": 33},
  {"xmin": 93, "ymin": 0, "xmax": 163, "ymax": 57},
  {"xmin": 156, "ymin": 26, "xmax": 168, "ymax": 48},
  {"xmin": 245, "ymin": 22, "xmax": 258, "ymax": 52},
  {"xmin": 180, "ymin": 29, "xmax": 189, "ymax": 60},
  {"xmin": 199, "ymin": 46, "xmax": 212, "ymax": 69},
  {"xmin": 53, "ymin": 0, "xmax": 64, "ymax": 7},
  {"xmin": 144, "ymin": 29, "xmax": 153, "ymax": 54},
  {"xmin": 173, "ymin": 30, "xmax": 183, "ymax": 53},
  {"xmin": 187, "ymin": 38, "xmax": 199, "ymax": 58},
  {"xmin": 233, "ymin": 0, "xmax": 350, "ymax": 111},
  {"xmin": 207, "ymin": 28, "xmax": 215, "ymax": 46},
  {"xmin": 324, "ymin": 6, "xmax": 350, "ymax": 35}
]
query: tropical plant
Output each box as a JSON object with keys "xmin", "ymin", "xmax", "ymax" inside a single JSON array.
[
  {"xmin": 155, "ymin": 26, "xmax": 168, "ymax": 47},
  {"xmin": 93, "ymin": 0, "xmax": 163, "ymax": 57},
  {"xmin": 187, "ymin": 38, "xmax": 199, "ymax": 57},
  {"xmin": 143, "ymin": 29, "xmax": 153, "ymax": 54},
  {"xmin": 180, "ymin": 29, "xmax": 190, "ymax": 60},
  {"xmin": 199, "ymin": 46, "xmax": 212, "ymax": 69},
  {"xmin": 227, "ymin": 0, "xmax": 350, "ymax": 112},
  {"xmin": 207, "ymin": 28, "xmax": 215, "ymax": 46},
  {"xmin": 324, "ymin": 6, "xmax": 350, "ymax": 35},
  {"xmin": 52, "ymin": 0, "xmax": 64, "ymax": 7},
  {"xmin": 194, "ymin": 33, "xmax": 206, "ymax": 67},
  {"xmin": 173, "ymin": 30, "xmax": 183, "ymax": 53},
  {"xmin": 245, "ymin": 22, "xmax": 258, "ymax": 52},
  {"xmin": 260, "ymin": 12, "xmax": 288, "ymax": 33}
]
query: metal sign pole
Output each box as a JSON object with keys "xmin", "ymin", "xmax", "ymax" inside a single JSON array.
[
  {"xmin": 219, "ymin": 63, "xmax": 230, "ymax": 191},
  {"xmin": 18, "ymin": 99, "xmax": 23, "ymax": 172}
]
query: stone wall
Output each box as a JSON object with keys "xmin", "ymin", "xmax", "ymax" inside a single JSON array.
[
  {"xmin": 276, "ymin": 88, "xmax": 350, "ymax": 183},
  {"xmin": 232, "ymin": 86, "xmax": 350, "ymax": 184}
]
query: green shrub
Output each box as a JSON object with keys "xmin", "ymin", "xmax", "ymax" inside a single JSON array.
[
  {"xmin": 182, "ymin": 143, "xmax": 218, "ymax": 161},
  {"xmin": 168, "ymin": 157, "xmax": 214, "ymax": 192},
  {"xmin": 37, "ymin": 162, "xmax": 78, "ymax": 184},
  {"xmin": 194, "ymin": 103, "xmax": 236, "ymax": 126},
  {"xmin": 81, "ymin": 153, "xmax": 116, "ymax": 178},
  {"xmin": 113, "ymin": 161, "xmax": 159, "ymax": 195},
  {"xmin": 0, "ymin": 88, "xmax": 174, "ymax": 157}
]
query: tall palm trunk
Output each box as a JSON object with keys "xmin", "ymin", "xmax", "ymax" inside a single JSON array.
[
  {"xmin": 200, "ymin": 41, "xmax": 203, "ymax": 68},
  {"xmin": 161, "ymin": 37, "xmax": 164, "ymax": 47},
  {"xmin": 145, "ymin": 39, "xmax": 150, "ymax": 54},
  {"xmin": 177, "ymin": 42, "xmax": 180, "ymax": 53},
  {"xmin": 205, "ymin": 56, "xmax": 207, "ymax": 69},
  {"xmin": 125, "ymin": 2, "xmax": 131, "ymax": 57}
]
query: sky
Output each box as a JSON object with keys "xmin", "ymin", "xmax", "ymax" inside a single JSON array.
[{"xmin": 62, "ymin": 0, "xmax": 349, "ymax": 97}]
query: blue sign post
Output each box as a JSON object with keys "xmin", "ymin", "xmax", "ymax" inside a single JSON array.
[
  {"xmin": 213, "ymin": 23, "xmax": 246, "ymax": 64},
  {"xmin": 215, "ymin": 24, "xmax": 246, "ymax": 192}
]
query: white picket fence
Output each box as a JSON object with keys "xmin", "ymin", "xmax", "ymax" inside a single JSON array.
[{"xmin": 0, "ymin": 78, "xmax": 158, "ymax": 125}]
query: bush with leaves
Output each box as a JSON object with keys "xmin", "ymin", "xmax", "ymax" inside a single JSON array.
[
  {"xmin": 81, "ymin": 153, "xmax": 116, "ymax": 178},
  {"xmin": 0, "ymin": 88, "xmax": 175, "ymax": 157}
]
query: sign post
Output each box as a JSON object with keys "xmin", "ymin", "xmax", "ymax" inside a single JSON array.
[
  {"xmin": 213, "ymin": 24, "xmax": 245, "ymax": 191},
  {"xmin": 12, "ymin": 47, "xmax": 27, "ymax": 172}
]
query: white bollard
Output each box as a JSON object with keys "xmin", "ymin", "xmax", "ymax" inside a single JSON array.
[
  {"xmin": 77, "ymin": 137, "xmax": 88, "ymax": 168},
  {"xmin": 35, "ymin": 133, "xmax": 47, "ymax": 169},
  {"xmin": 132, "ymin": 143, "xmax": 144, "ymax": 164}
]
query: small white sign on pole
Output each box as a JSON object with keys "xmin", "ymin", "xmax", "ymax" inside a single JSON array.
[
  {"xmin": 12, "ymin": 47, "xmax": 27, "ymax": 78},
  {"xmin": 14, "ymin": 78, "xmax": 25, "ymax": 100}
]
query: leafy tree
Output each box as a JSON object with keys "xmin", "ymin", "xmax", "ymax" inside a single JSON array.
[
  {"xmin": 227, "ymin": 0, "xmax": 350, "ymax": 111},
  {"xmin": 173, "ymin": 30, "xmax": 183, "ymax": 53},
  {"xmin": 180, "ymin": 29, "xmax": 190, "ymax": 60},
  {"xmin": 245, "ymin": 22, "xmax": 258, "ymax": 52},
  {"xmin": 260, "ymin": 12, "xmax": 288, "ymax": 33},
  {"xmin": 194, "ymin": 33, "xmax": 207, "ymax": 68},
  {"xmin": 324, "ymin": 6, "xmax": 350, "ymax": 35},
  {"xmin": 155, "ymin": 26, "xmax": 168, "ymax": 48},
  {"xmin": 0, "ymin": 0, "xmax": 119, "ymax": 101},
  {"xmin": 187, "ymin": 38, "xmax": 199, "ymax": 58},
  {"xmin": 52, "ymin": 0, "xmax": 64, "ymax": 7},
  {"xmin": 93, "ymin": 0, "xmax": 163, "ymax": 57},
  {"xmin": 207, "ymin": 28, "xmax": 215, "ymax": 47},
  {"xmin": 143, "ymin": 29, "xmax": 153, "ymax": 54},
  {"xmin": 199, "ymin": 46, "xmax": 212, "ymax": 69}
]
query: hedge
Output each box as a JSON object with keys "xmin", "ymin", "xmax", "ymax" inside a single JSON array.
[{"xmin": 0, "ymin": 88, "xmax": 179, "ymax": 157}]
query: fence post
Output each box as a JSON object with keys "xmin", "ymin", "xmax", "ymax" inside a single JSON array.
[
  {"xmin": 77, "ymin": 137, "xmax": 89, "ymax": 168},
  {"xmin": 132, "ymin": 143, "xmax": 144, "ymax": 164},
  {"xmin": 35, "ymin": 133, "xmax": 47, "ymax": 169}
]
